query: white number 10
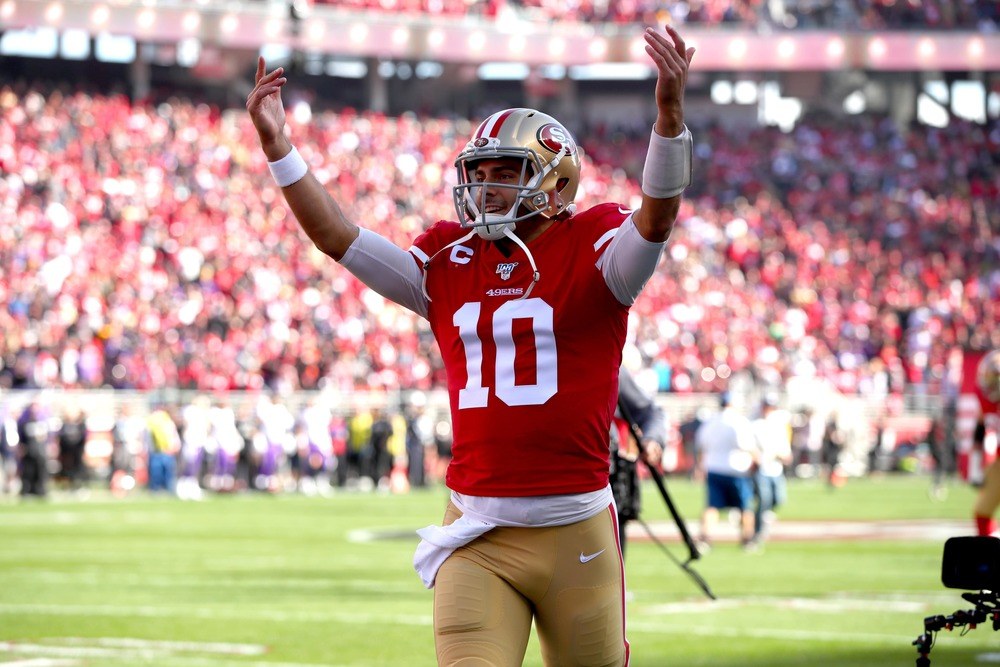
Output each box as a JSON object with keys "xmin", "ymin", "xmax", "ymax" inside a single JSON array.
[{"xmin": 453, "ymin": 298, "xmax": 558, "ymax": 409}]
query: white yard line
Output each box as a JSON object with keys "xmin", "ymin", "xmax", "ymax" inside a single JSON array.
[{"xmin": 0, "ymin": 604, "xmax": 432, "ymax": 626}]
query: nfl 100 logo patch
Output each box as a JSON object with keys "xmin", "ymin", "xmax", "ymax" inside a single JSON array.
[{"xmin": 496, "ymin": 262, "xmax": 518, "ymax": 280}]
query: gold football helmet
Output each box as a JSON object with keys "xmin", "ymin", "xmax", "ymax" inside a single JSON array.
[
  {"xmin": 453, "ymin": 108, "xmax": 582, "ymax": 240},
  {"xmin": 978, "ymin": 349, "xmax": 1000, "ymax": 403}
]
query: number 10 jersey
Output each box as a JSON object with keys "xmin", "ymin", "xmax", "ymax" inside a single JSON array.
[{"xmin": 410, "ymin": 203, "xmax": 634, "ymax": 497}]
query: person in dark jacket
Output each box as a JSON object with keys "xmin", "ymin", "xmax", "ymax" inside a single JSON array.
[
  {"xmin": 17, "ymin": 398, "xmax": 52, "ymax": 498},
  {"xmin": 57, "ymin": 405, "xmax": 89, "ymax": 491},
  {"xmin": 611, "ymin": 365, "xmax": 668, "ymax": 558}
]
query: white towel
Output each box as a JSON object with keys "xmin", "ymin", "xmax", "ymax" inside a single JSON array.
[{"xmin": 413, "ymin": 514, "xmax": 495, "ymax": 589}]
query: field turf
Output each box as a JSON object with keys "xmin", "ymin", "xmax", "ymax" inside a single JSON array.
[{"xmin": 0, "ymin": 474, "xmax": 995, "ymax": 666}]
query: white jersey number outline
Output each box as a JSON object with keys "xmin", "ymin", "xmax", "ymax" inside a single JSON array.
[{"xmin": 453, "ymin": 298, "xmax": 558, "ymax": 409}]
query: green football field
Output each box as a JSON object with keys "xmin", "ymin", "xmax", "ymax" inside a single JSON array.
[{"xmin": 0, "ymin": 474, "xmax": 996, "ymax": 666}]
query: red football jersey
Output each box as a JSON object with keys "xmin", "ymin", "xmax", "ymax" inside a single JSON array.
[{"xmin": 411, "ymin": 203, "xmax": 632, "ymax": 496}]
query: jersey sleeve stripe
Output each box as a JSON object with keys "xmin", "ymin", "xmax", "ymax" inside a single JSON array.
[{"xmin": 593, "ymin": 228, "xmax": 618, "ymax": 253}]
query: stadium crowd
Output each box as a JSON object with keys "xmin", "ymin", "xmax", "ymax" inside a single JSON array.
[
  {"xmin": 1, "ymin": 84, "xmax": 997, "ymax": 403},
  {"xmin": 308, "ymin": 0, "xmax": 1000, "ymax": 30}
]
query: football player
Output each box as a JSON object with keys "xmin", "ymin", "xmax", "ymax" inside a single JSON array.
[{"xmin": 247, "ymin": 24, "xmax": 695, "ymax": 667}]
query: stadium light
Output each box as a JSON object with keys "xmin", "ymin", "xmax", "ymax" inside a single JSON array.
[
  {"xmin": 477, "ymin": 62, "xmax": 529, "ymax": 80},
  {"xmin": 918, "ymin": 37, "xmax": 936, "ymax": 61},
  {"xmin": 968, "ymin": 37, "xmax": 985, "ymax": 60},
  {"xmin": 547, "ymin": 36, "xmax": 566, "ymax": 58},
  {"xmin": 568, "ymin": 63, "xmax": 651, "ymax": 81},
  {"xmin": 629, "ymin": 36, "xmax": 646, "ymax": 60},
  {"xmin": 89, "ymin": 3, "xmax": 108, "ymax": 27},
  {"xmin": 733, "ymin": 80, "xmax": 757, "ymax": 104},
  {"xmin": 349, "ymin": 23, "xmax": 368, "ymax": 45},
  {"xmin": 176, "ymin": 37, "xmax": 199, "ymax": 67},
  {"xmin": 414, "ymin": 61, "xmax": 442, "ymax": 79},
  {"xmin": 59, "ymin": 27, "xmax": 88, "ymax": 59},
  {"xmin": 391, "ymin": 26, "xmax": 409, "ymax": 48},
  {"xmin": 587, "ymin": 37, "xmax": 608, "ymax": 60},
  {"xmin": 727, "ymin": 37, "xmax": 748, "ymax": 61},
  {"xmin": 264, "ymin": 17, "xmax": 282, "ymax": 40},
  {"xmin": 181, "ymin": 11, "xmax": 200, "ymax": 34},
  {"xmin": 43, "ymin": 1, "xmax": 62, "ymax": 24},
  {"xmin": 844, "ymin": 90, "xmax": 866, "ymax": 114},
  {"xmin": 508, "ymin": 34, "xmax": 526, "ymax": 56},
  {"xmin": 426, "ymin": 28, "xmax": 445, "ymax": 50},
  {"xmin": 468, "ymin": 30, "xmax": 486, "ymax": 53},
  {"xmin": 307, "ymin": 20, "xmax": 325, "ymax": 43},
  {"xmin": 868, "ymin": 37, "xmax": 887, "ymax": 61},
  {"xmin": 826, "ymin": 36, "xmax": 845, "ymax": 63},
  {"xmin": 136, "ymin": 8, "xmax": 156, "ymax": 32},
  {"xmin": 711, "ymin": 80, "xmax": 733, "ymax": 105},
  {"xmin": 0, "ymin": 1, "xmax": 14, "ymax": 21},
  {"xmin": 326, "ymin": 59, "xmax": 367, "ymax": 78},
  {"xmin": 777, "ymin": 37, "xmax": 795, "ymax": 60},
  {"xmin": 219, "ymin": 13, "xmax": 238, "ymax": 35}
]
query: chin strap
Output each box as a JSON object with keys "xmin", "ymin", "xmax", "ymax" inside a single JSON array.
[
  {"xmin": 501, "ymin": 227, "xmax": 540, "ymax": 300},
  {"xmin": 419, "ymin": 228, "xmax": 541, "ymax": 302},
  {"xmin": 421, "ymin": 230, "xmax": 477, "ymax": 301}
]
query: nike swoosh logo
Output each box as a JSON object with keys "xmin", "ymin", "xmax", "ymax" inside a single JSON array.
[{"xmin": 579, "ymin": 549, "xmax": 606, "ymax": 564}]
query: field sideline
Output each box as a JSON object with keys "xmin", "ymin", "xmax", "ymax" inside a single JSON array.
[{"xmin": 1, "ymin": 474, "xmax": 997, "ymax": 667}]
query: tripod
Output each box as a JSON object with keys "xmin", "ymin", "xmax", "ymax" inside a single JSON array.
[{"xmin": 913, "ymin": 590, "xmax": 1000, "ymax": 665}]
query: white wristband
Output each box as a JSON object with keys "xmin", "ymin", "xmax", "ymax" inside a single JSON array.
[
  {"xmin": 641, "ymin": 125, "xmax": 693, "ymax": 199},
  {"xmin": 267, "ymin": 146, "xmax": 308, "ymax": 188}
]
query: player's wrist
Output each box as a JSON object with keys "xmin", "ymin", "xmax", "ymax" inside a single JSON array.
[
  {"xmin": 260, "ymin": 135, "xmax": 293, "ymax": 162},
  {"xmin": 267, "ymin": 144, "xmax": 308, "ymax": 188},
  {"xmin": 654, "ymin": 113, "xmax": 684, "ymax": 139},
  {"xmin": 641, "ymin": 124, "xmax": 693, "ymax": 199}
]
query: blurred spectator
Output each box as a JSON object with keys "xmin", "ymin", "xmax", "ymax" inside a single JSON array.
[
  {"xmin": 821, "ymin": 410, "xmax": 846, "ymax": 487},
  {"xmin": 403, "ymin": 393, "xmax": 433, "ymax": 488},
  {"xmin": 254, "ymin": 392, "xmax": 296, "ymax": 492},
  {"xmin": 179, "ymin": 394, "xmax": 212, "ymax": 500},
  {"xmin": 927, "ymin": 410, "xmax": 956, "ymax": 499},
  {"xmin": 0, "ymin": 400, "xmax": 17, "ymax": 494},
  {"xmin": 299, "ymin": 396, "xmax": 335, "ymax": 494},
  {"xmin": 612, "ymin": 364, "xmax": 668, "ymax": 559},
  {"xmin": 234, "ymin": 401, "xmax": 262, "ymax": 491},
  {"xmin": 749, "ymin": 394, "xmax": 793, "ymax": 548},
  {"xmin": 146, "ymin": 404, "xmax": 181, "ymax": 493},
  {"xmin": 346, "ymin": 409, "xmax": 373, "ymax": 487},
  {"xmin": 16, "ymin": 397, "xmax": 52, "ymax": 498},
  {"xmin": 209, "ymin": 395, "xmax": 244, "ymax": 492},
  {"xmin": 56, "ymin": 404, "xmax": 88, "ymax": 491},
  {"xmin": 694, "ymin": 392, "xmax": 758, "ymax": 551},
  {"xmin": 308, "ymin": 0, "xmax": 998, "ymax": 29},
  {"xmin": 367, "ymin": 407, "xmax": 394, "ymax": 490},
  {"xmin": 110, "ymin": 404, "xmax": 146, "ymax": 493},
  {"xmin": 0, "ymin": 85, "xmax": 996, "ymax": 408}
]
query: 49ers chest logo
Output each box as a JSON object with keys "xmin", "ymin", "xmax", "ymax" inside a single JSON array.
[{"xmin": 496, "ymin": 262, "xmax": 518, "ymax": 280}]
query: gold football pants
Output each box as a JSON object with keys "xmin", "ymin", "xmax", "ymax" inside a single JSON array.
[{"xmin": 434, "ymin": 501, "xmax": 629, "ymax": 667}]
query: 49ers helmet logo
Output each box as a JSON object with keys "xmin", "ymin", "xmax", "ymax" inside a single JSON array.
[{"xmin": 537, "ymin": 124, "xmax": 575, "ymax": 155}]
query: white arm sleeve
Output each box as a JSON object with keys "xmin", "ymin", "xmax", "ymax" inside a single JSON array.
[
  {"xmin": 339, "ymin": 228, "xmax": 429, "ymax": 318},
  {"xmin": 598, "ymin": 214, "xmax": 666, "ymax": 306}
]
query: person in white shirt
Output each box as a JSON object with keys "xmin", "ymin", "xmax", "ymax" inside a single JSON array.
[
  {"xmin": 749, "ymin": 394, "xmax": 793, "ymax": 549},
  {"xmin": 694, "ymin": 392, "xmax": 758, "ymax": 551}
]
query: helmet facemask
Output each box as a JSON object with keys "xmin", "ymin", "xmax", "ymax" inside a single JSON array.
[
  {"xmin": 453, "ymin": 146, "xmax": 557, "ymax": 241},
  {"xmin": 452, "ymin": 108, "xmax": 581, "ymax": 242}
]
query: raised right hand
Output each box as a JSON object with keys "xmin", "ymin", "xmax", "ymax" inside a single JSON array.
[{"xmin": 246, "ymin": 56, "xmax": 288, "ymax": 150}]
